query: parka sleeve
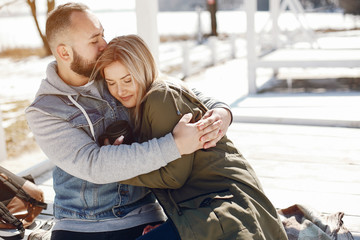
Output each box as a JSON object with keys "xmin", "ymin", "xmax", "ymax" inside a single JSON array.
[{"xmin": 120, "ymin": 89, "xmax": 203, "ymax": 189}]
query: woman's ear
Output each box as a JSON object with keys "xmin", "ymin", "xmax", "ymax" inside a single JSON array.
[{"xmin": 56, "ymin": 44, "xmax": 72, "ymax": 62}]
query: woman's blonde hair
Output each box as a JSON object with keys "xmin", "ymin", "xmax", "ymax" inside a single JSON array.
[{"xmin": 93, "ymin": 35, "xmax": 162, "ymax": 131}]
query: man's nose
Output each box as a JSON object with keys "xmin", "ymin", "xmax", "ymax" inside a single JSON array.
[{"xmin": 99, "ymin": 38, "xmax": 107, "ymax": 52}]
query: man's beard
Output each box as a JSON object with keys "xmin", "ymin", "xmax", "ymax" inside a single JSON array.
[{"xmin": 70, "ymin": 49, "xmax": 97, "ymax": 78}]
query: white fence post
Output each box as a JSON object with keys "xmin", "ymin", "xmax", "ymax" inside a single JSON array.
[
  {"xmin": 270, "ymin": 0, "xmax": 281, "ymax": 49},
  {"xmin": 0, "ymin": 108, "xmax": 7, "ymax": 161},
  {"xmin": 230, "ymin": 35, "xmax": 237, "ymax": 59},
  {"xmin": 246, "ymin": 0, "xmax": 257, "ymax": 94},
  {"xmin": 209, "ymin": 36, "xmax": 217, "ymax": 66},
  {"xmin": 196, "ymin": 5, "xmax": 203, "ymax": 44},
  {"xmin": 182, "ymin": 41, "xmax": 191, "ymax": 77}
]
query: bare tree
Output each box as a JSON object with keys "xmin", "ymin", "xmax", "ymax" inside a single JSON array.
[
  {"xmin": 338, "ymin": 0, "xmax": 360, "ymax": 15},
  {"xmin": 26, "ymin": 0, "xmax": 55, "ymax": 56},
  {"xmin": 206, "ymin": 0, "xmax": 218, "ymax": 36}
]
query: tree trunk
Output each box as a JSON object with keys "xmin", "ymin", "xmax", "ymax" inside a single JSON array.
[
  {"xmin": 207, "ymin": 0, "xmax": 217, "ymax": 36},
  {"xmin": 47, "ymin": 0, "xmax": 55, "ymax": 14},
  {"xmin": 26, "ymin": 0, "xmax": 53, "ymax": 56}
]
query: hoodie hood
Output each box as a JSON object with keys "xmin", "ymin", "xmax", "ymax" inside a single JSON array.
[
  {"xmin": 36, "ymin": 61, "xmax": 104, "ymax": 99},
  {"xmin": 35, "ymin": 61, "xmax": 79, "ymax": 98},
  {"xmin": 34, "ymin": 61, "xmax": 106, "ymax": 140}
]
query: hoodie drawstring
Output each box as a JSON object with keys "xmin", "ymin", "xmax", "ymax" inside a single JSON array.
[{"xmin": 68, "ymin": 95, "xmax": 96, "ymax": 141}]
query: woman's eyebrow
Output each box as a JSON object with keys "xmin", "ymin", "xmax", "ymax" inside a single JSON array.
[{"xmin": 120, "ymin": 74, "xmax": 130, "ymax": 80}]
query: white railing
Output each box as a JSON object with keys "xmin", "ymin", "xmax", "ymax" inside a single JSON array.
[{"xmin": 159, "ymin": 35, "xmax": 240, "ymax": 79}]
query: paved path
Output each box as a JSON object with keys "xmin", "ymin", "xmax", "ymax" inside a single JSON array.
[
  {"xmin": 227, "ymin": 122, "xmax": 360, "ymax": 236},
  {"xmin": 32, "ymin": 121, "xmax": 360, "ymax": 237}
]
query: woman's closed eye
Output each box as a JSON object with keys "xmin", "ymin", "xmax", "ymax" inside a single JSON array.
[
  {"xmin": 106, "ymin": 80, "xmax": 116, "ymax": 86},
  {"xmin": 124, "ymin": 77, "xmax": 132, "ymax": 84}
]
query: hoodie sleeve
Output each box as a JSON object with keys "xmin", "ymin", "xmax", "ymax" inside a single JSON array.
[
  {"xmin": 25, "ymin": 106, "xmax": 181, "ymax": 184},
  {"xmin": 192, "ymin": 88, "xmax": 233, "ymax": 124}
]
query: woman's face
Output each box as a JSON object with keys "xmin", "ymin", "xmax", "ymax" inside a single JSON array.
[{"xmin": 103, "ymin": 61, "xmax": 139, "ymax": 108}]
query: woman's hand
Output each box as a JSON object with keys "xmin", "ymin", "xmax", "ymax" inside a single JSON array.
[
  {"xmin": 172, "ymin": 113, "xmax": 213, "ymax": 155},
  {"xmin": 196, "ymin": 108, "xmax": 232, "ymax": 149},
  {"xmin": 103, "ymin": 136, "xmax": 124, "ymax": 145}
]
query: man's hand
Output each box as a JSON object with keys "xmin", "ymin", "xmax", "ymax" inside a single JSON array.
[
  {"xmin": 172, "ymin": 113, "xmax": 213, "ymax": 155},
  {"xmin": 196, "ymin": 108, "xmax": 232, "ymax": 149}
]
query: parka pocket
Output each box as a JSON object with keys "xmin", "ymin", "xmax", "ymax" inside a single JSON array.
[
  {"xmin": 178, "ymin": 191, "xmax": 234, "ymax": 209},
  {"xmin": 176, "ymin": 191, "xmax": 238, "ymax": 239}
]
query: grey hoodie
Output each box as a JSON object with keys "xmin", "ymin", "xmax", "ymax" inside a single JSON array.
[{"xmin": 25, "ymin": 62, "xmax": 181, "ymax": 184}]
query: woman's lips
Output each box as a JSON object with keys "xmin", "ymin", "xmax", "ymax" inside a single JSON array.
[{"xmin": 120, "ymin": 95, "xmax": 132, "ymax": 102}]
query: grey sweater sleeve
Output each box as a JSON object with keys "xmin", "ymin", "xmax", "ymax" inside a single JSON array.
[
  {"xmin": 25, "ymin": 108, "xmax": 181, "ymax": 184},
  {"xmin": 192, "ymin": 88, "xmax": 233, "ymax": 124}
]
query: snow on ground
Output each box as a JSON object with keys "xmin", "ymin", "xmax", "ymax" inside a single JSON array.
[{"xmin": 0, "ymin": 56, "xmax": 53, "ymax": 101}]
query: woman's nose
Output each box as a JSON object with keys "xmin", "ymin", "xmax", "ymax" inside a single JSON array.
[{"xmin": 117, "ymin": 85, "xmax": 125, "ymax": 96}]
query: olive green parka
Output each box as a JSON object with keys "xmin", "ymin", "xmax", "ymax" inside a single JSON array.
[{"xmin": 121, "ymin": 83, "xmax": 287, "ymax": 240}]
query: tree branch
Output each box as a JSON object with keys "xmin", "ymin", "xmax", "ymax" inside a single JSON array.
[{"xmin": 0, "ymin": 0, "xmax": 23, "ymax": 11}]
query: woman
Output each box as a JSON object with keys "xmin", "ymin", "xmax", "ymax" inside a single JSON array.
[{"xmin": 93, "ymin": 35, "xmax": 287, "ymax": 240}]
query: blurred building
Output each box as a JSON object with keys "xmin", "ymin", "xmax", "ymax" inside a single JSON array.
[
  {"xmin": 158, "ymin": 0, "xmax": 244, "ymax": 11},
  {"xmin": 158, "ymin": 0, "xmax": 338, "ymax": 12}
]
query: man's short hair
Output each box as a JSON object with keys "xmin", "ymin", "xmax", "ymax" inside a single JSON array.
[{"xmin": 46, "ymin": 3, "xmax": 89, "ymax": 49}]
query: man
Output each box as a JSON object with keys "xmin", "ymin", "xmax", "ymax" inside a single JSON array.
[{"xmin": 26, "ymin": 3, "xmax": 232, "ymax": 240}]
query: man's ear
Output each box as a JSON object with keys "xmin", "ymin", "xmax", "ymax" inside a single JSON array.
[{"xmin": 56, "ymin": 44, "xmax": 72, "ymax": 62}]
